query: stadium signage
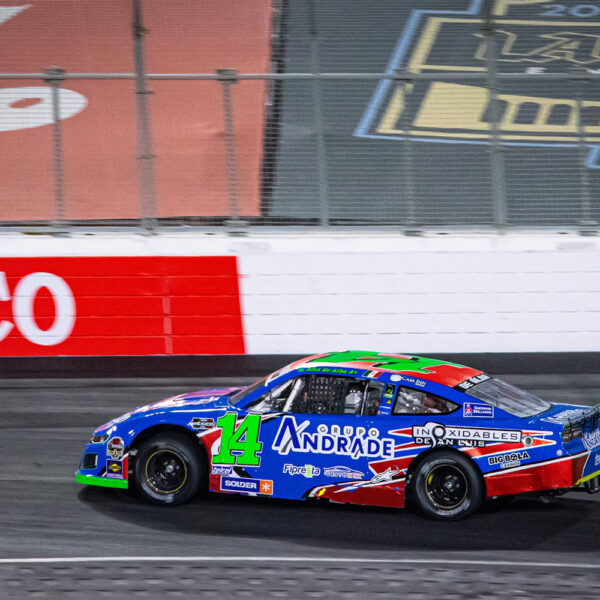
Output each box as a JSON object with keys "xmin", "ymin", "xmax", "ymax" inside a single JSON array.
[{"xmin": 356, "ymin": 0, "xmax": 600, "ymax": 167}]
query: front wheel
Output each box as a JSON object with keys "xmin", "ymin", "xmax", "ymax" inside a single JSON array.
[
  {"xmin": 410, "ymin": 451, "xmax": 484, "ymax": 521},
  {"xmin": 134, "ymin": 432, "xmax": 204, "ymax": 505}
]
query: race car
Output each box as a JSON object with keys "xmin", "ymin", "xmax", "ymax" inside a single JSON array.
[{"xmin": 76, "ymin": 351, "xmax": 600, "ymax": 520}]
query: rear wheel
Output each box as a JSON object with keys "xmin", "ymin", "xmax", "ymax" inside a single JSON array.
[
  {"xmin": 410, "ymin": 451, "xmax": 483, "ymax": 521},
  {"xmin": 134, "ymin": 432, "xmax": 204, "ymax": 505}
]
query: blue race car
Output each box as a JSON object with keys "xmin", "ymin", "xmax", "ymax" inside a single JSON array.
[{"xmin": 76, "ymin": 351, "xmax": 600, "ymax": 520}]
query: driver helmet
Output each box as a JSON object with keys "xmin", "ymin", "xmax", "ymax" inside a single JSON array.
[{"xmin": 344, "ymin": 383, "xmax": 363, "ymax": 414}]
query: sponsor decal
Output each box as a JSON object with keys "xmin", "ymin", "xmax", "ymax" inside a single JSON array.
[
  {"xmin": 213, "ymin": 413, "xmax": 263, "ymax": 467},
  {"xmin": 595, "ymin": 454, "xmax": 600, "ymax": 467},
  {"xmin": 370, "ymin": 467, "xmax": 401, "ymax": 483},
  {"xmin": 412, "ymin": 422, "xmax": 521, "ymax": 448},
  {"xmin": 324, "ymin": 466, "xmax": 364, "ymax": 480},
  {"xmin": 189, "ymin": 417, "xmax": 216, "ymax": 430},
  {"xmin": 389, "ymin": 374, "xmax": 426, "ymax": 387},
  {"xmin": 542, "ymin": 408, "xmax": 587, "ymax": 424},
  {"xmin": 488, "ymin": 451, "xmax": 530, "ymax": 469},
  {"xmin": 220, "ymin": 477, "xmax": 273, "ymax": 495},
  {"xmin": 383, "ymin": 384, "xmax": 395, "ymax": 399},
  {"xmin": 107, "ymin": 437, "xmax": 125, "ymax": 459},
  {"xmin": 455, "ymin": 374, "xmax": 490, "ymax": 392},
  {"xmin": 298, "ymin": 367, "xmax": 359, "ymax": 376},
  {"xmin": 463, "ymin": 402, "xmax": 494, "ymax": 418},
  {"xmin": 583, "ymin": 429, "xmax": 600, "ymax": 451},
  {"xmin": 283, "ymin": 463, "xmax": 321, "ymax": 478},
  {"xmin": 211, "ymin": 465, "xmax": 233, "ymax": 476},
  {"xmin": 106, "ymin": 459, "xmax": 124, "ymax": 478},
  {"xmin": 273, "ymin": 416, "xmax": 395, "ymax": 459}
]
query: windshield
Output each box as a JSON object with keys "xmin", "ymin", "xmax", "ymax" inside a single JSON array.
[
  {"xmin": 228, "ymin": 376, "xmax": 268, "ymax": 405},
  {"xmin": 464, "ymin": 377, "xmax": 551, "ymax": 418}
]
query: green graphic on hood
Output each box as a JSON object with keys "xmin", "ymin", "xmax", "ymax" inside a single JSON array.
[{"xmin": 312, "ymin": 351, "xmax": 468, "ymax": 374}]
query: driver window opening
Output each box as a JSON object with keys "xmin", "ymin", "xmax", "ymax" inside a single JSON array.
[{"xmin": 249, "ymin": 375, "xmax": 384, "ymax": 416}]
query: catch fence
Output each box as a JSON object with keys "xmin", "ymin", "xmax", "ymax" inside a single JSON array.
[{"xmin": 0, "ymin": 0, "xmax": 599, "ymax": 232}]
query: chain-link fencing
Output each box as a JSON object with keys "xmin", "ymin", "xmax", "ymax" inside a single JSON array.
[{"xmin": 0, "ymin": 0, "xmax": 598, "ymax": 232}]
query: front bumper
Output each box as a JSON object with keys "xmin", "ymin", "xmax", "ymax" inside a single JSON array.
[
  {"xmin": 76, "ymin": 439, "xmax": 130, "ymax": 490},
  {"xmin": 75, "ymin": 472, "xmax": 128, "ymax": 489}
]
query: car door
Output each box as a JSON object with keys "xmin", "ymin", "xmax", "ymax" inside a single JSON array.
[{"xmin": 245, "ymin": 373, "xmax": 394, "ymax": 503}]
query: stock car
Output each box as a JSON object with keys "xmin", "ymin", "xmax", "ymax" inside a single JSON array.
[{"xmin": 76, "ymin": 351, "xmax": 600, "ymax": 520}]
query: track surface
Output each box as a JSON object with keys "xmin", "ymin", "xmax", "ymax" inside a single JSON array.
[{"xmin": 1, "ymin": 375, "xmax": 600, "ymax": 596}]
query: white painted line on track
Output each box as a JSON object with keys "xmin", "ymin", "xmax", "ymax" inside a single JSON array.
[{"xmin": 1, "ymin": 557, "xmax": 599, "ymax": 569}]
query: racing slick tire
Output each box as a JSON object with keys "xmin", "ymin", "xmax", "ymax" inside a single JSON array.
[
  {"xmin": 411, "ymin": 450, "xmax": 484, "ymax": 521},
  {"xmin": 134, "ymin": 432, "xmax": 204, "ymax": 505}
]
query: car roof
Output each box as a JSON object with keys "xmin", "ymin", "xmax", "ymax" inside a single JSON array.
[{"xmin": 288, "ymin": 351, "xmax": 484, "ymax": 389}]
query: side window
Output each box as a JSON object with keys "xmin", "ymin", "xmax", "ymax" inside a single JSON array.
[
  {"xmin": 295, "ymin": 375, "xmax": 349, "ymax": 415},
  {"xmin": 296, "ymin": 375, "xmax": 385, "ymax": 416},
  {"xmin": 393, "ymin": 386, "xmax": 458, "ymax": 415},
  {"xmin": 249, "ymin": 375, "xmax": 385, "ymax": 416}
]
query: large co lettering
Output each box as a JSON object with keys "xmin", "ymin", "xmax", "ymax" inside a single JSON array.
[{"xmin": 0, "ymin": 272, "xmax": 76, "ymax": 346}]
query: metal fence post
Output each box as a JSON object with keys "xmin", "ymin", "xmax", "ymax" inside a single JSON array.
[
  {"xmin": 483, "ymin": 4, "xmax": 507, "ymax": 229},
  {"xmin": 217, "ymin": 68, "xmax": 246, "ymax": 232},
  {"xmin": 133, "ymin": 0, "xmax": 157, "ymax": 232},
  {"xmin": 574, "ymin": 73, "xmax": 596, "ymax": 235},
  {"xmin": 308, "ymin": 0, "xmax": 330, "ymax": 227},
  {"xmin": 44, "ymin": 67, "xmax": 66, "ymax": 230},
  {"xmin": 395, "ymin": 73, "xmax": 418, "ymax": 233}
]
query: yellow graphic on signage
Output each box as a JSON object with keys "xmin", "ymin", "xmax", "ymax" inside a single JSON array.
[
  {"xmin": 378, "ymin": 82, "xmax": 600, "ymax": 143},
  {"xmin": 475, "ymin": 30, "xmax": 600, "ymax": 65},
  {"xmin": 370, "ymin": 15, "xmax": 600, "ymax": 148},
  {"xmin": 493, "ymin": 0, "xmax": 555, "ymax": 17}
]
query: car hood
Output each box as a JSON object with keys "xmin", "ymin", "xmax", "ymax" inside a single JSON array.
[{"xmin": 94, "ymin": 386, "xmax": 243, "ymax": 432}]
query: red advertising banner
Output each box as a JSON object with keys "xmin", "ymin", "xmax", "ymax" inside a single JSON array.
[
  {"xmin": 0, "ymin": 257, "xmax": 245, "ymax": 356},
  {"xmin": 0, "ymin": 0, "xmax": 271, "ymax": 221}
]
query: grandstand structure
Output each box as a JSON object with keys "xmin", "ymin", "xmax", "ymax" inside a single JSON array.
[{"xmin": 0, "ymin": 0, "xmax": 598, "ymax": 230}]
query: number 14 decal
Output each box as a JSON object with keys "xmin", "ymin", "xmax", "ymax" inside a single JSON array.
[{"xmin": 213, "ymin": 413, "xmax": 263, "ymax": 467}]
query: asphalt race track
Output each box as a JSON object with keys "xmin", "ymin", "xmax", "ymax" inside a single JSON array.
[{"xmin": 1, "ymin": 375, "xmax": 600, "ymax": 598}]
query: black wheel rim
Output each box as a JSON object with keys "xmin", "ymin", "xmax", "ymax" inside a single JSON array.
[
  {"xmin": 145, "ymin": 449, "xmax": 188, "ymax": 495},
  {"xmin": 425, "ymin": 463, "xmax": 468, "ymax": 510}
]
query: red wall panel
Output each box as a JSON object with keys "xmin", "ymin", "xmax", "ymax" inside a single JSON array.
[
  {"xmin": 0, "ymin": 0, "xmax": 271, "ymax": 221},
  {"xmin": 0, "ymin": 256, "xmax": 245, "ymax": 356}
]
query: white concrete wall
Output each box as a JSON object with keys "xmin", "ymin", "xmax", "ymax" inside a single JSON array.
[
  {"xmin": 2, "ymin": 231, "xmax": 599, "ymax": 355},
  {"xmin": 235, "ymin": 234, "xmax": 600, "ymax": 354}
]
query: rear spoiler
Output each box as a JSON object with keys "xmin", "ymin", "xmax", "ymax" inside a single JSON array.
[{"xmin": 562, "ymin": 403, "xmax": 600, "ymax": 446}]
